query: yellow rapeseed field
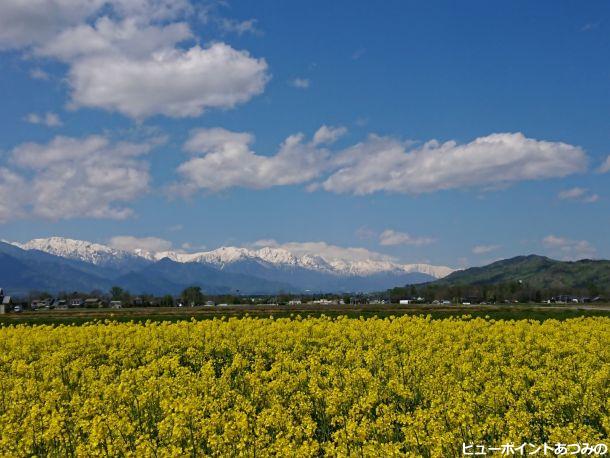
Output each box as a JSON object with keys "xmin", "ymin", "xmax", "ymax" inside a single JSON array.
[{"xmin": 0, "ymin": 315, "xmax": 608, "ymax": 457}]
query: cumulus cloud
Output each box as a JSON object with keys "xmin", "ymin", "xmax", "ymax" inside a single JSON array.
[
  {"xmin": 290, "ymin": 78, "xmax": 310, "ymax": 89},
  {"xmin": 472, "ymin": 244, "xmax": 501, "ymax": 255},
  {"xmin": 251, "ymin": 239, "xmax": 395, "ymax": 262},
  {"xmin": 3, "ymin": 135, "xmax": 158, "ymax": 220},
  {"xmin": 1, "ymin": 1, "xmax": 269, "ymax": 119},
  {"xmin": 0, "ymin": 0, "xmax": 191, "ymax": 49},
  {"xmin": 0, "ymin": 0, "xmax": 103, "ymax": 49},
  {"xmin": 312, "ymin": 125, "xmax": 347, "ymax": 146},
  {"xmin": 24, "ymin": 112, "xmax": 62, "ymax": 127},
  {"xmin": 598, "ymin": 155, "xmax": 610, "ymax": 174},
  {"xmin": 184, "ymin": 128, "xmax": 254, "ymax": 155},
  {"xmin": 174, "ymin": 127, "xmax": 330, "ymax": 193},
  {"xmin": 0, "ymin": 168, "xmax": 29, "ymax": 223},
  {"xmin": 109, "ymin": 235, "xmax": 172, "ymax": 252},
  {"xmin": 378, "ymin": 229, "xmax": 435, "ymax": 247},
  {"xmin": 320, "ymin": 132, "xmax": 587, "ymax": 195},
  {"xmin": 558, "ymin": 187, "xmax": 599, "ymax": 203},
  {"xmin": 542, "ymin": 235, "xmax": 596, "ymax": 260},
  {"xmin": 68, "ymin": 43, "xmax": 268, "ymax": 119},
  {"xmin": 35, "ymin": 17, "xmax": 192, "ymax": 61},
  {"xmin": 172, "ymin": 130, "xmax": 589, "ymax": 197}
]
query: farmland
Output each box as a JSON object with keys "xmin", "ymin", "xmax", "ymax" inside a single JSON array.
[
  {"xmin": 1, "ymin": 302, "xmax": 610, "ymax": 326},
  {"xmin": 0, "ymin": 314, "xmax": 608, "ymax": 456}
]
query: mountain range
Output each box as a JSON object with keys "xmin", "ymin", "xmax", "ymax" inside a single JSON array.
[{"xmin": 0, "ymin": 237, "xmax": 454, "ymax": 296}]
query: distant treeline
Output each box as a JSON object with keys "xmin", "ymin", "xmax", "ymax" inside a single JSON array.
[
  {"xmin": 10, "ymin": 280, "xmax": 609, "ymax": 308},
  {"xmin": 386, "ymin": 280, "xmax": 607, "ymax": 304},
  {"xmin": 13, "ymin": 286, "xmax": 361, "ymax": 308}
]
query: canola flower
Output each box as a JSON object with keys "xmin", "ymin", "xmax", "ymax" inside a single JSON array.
[{"xmin": 0, "ymin": 315, "xmax": 607, "ymax": 457}]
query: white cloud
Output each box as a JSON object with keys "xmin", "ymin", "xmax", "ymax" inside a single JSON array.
[
  {"xmin": 29, "ymin": 68, "xmax": 50, "ymax": 80},
  {"xmin": 0, "ymin": 0, "xmax": 191, "ymax": 49},
  {"xmin": 67, "ymin": 43, "xmax": 268, "ymax": 119},
  {"xmin": 472, "ymin": 244, "xmax": 501, "ymax": 255},
  {"xmin": 320, "ymin": 132, "xmax": 587, "ymax": 195},
  {"xmin": 379, "ymin": 229, "xmax": 435, "ymax": 246},
  {"xmin": 24, "ymin": 112, "xmax": 62, "ymax": 127},
  {"xmin": 1, "ymin": 1, "xmax": 269, "ymax": 120},
  {"xmin": 175, "ymin": 127, "xmax": 330, "ymax": 193},
  {"xmin": 4, "ymin": 135, "xmax": 157, "ymax": 220},
  {"xmin": 290, "ymin": 78, "xmax": 310, "ymax": 89},
  {"xmin": 35, "ymin": 17, "xmax": 192, "ymax": 61},
  {"xmin": 184, "ymin": 128, "xmax": 254, "ymax": 155},
  {"xmin": 251, "ymin": 239, "xmax": 395, "ymax": 262},
  {"xmin": 102, "ymin": 0, "xmax": 193, "ymax": 22},
  {"xmin": 173, "ymin": 130, "xmax": 590, "ymax": 197},
  {"xmin": 312, "ymin": 125, "xmax": 347, "ymax": 146},
  {"xmin": 217, "ymin": 18, "xmax": 260, "ymax": 35},
  {"xmin": 542, "ymin": 235, "xmax": 596, "ymax": 260},
  {"xmin": 558, "ymin": 187, "xmax": 585, "ymax": 200},
  {"xmin": 250, "ymin": 239, "xmax": 278, "ymax": 248},
  {"xmin": 109, "ymin": 235, "xmax": 172, "ymax": 252},
  {"xmin": 0, "ymin": 0, "xmax": 104, "ymax": 49},
  {"xmin": 0, "ymin": 168, "xmax": 29, "ymax": 223},
  {"xmin": 598, "ymin": 155, "xmax": 610, "ymax": 174},
  {"xmin": 558, "ymin": 187, "xmax": 599, "ymax": 203},
  {"xmin": 180, "ymin": 242, "xmax": 206, "ymax": 251}
]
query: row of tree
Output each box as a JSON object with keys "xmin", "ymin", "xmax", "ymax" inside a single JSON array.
[
  {"xmin": 20, "ymin": 286, "xmax": 355, "ymax": 308},
  {"xmin": 16, "ymin": 281, "xmax": 607, "ymax": 309},
  {"xmin": 384, "ymin": 281, "xmax": 606, "ymax": 304}
]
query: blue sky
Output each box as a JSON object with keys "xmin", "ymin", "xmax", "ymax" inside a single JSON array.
[{"xmin": 0, "ymin": 0, "xmax": 609, "ymax": 267}]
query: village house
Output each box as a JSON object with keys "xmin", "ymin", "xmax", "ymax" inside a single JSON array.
[
  {"xmin": 84, "ymin": 298, "xmax": 103, "ymax": 308},
  {"xmin": 0, "ymin": 288, "xmax": 9, "ymax": 314},
  {"xmin": 55, "ymin": 299, "xmax": 68, "ymax": 309},
  {"xmin": 31, "ymin": 298, "xmax": 52, "ymax": 310},
  {"xmin": 70, "ymin": 298, "xmax": 84, "ymax": 308},
  {"xmin": 310, "ymin": 299, "xmax": 337, "ymax": 305},
  {"xmin": 109, "ymin": 300, "xmax": 122, "ymax": 309}
]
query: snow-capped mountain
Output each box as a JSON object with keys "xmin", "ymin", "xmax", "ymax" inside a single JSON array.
[
  {"xmin": 12, "ymin": 237, "xmax": 453, "ymax": 279},
  {"xmin": 5, "ymin": 236, "xmax": 454, "ymax": 293},
  {"xmin": 156, "ymin": 247, "xmax": 335, "ymax": 273},
  {"xmin": 15, "ymin": 237, "xmax": 148, "ymax": 271},
  {"xmin": 175, "ymin": 246, "xmax": 454, "ymax": 278}
]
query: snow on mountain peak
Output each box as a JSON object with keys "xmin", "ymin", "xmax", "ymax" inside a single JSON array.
[
  {"xmin": 12, "ymin": 236, "xmax": 455, "ymax": 279},
  {"xmin": 255, "ymin": 247, "xmax": 298, "ymax": 264},
  {"xmin": 17, "ymin": 237, "xmax": 131, "ymax": 265},
  {"xmin": 181, "ymin": 247, "xmax": 253, "ymax": 265}
]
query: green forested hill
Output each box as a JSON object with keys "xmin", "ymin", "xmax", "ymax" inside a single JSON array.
[{"xmin": 436, "ymin": 255, "xmax": 610, "ymax": 291}]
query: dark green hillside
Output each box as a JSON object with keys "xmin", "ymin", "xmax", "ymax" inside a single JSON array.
[
  {"xmin": 438, "ymin": 255, "xmax": 610, "ymax": 291},
  {"xmin": 386, "ymin": 255, "xmax": 609, "ymax": 303}
]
